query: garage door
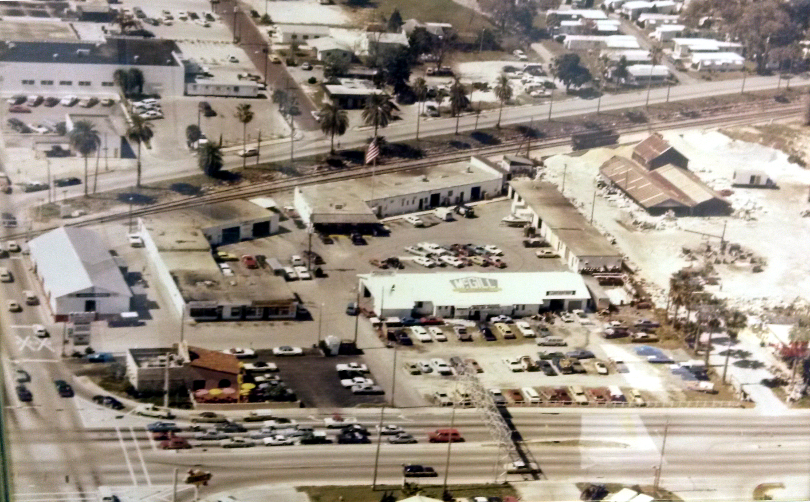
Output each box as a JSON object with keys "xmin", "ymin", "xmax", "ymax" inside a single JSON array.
[
  {"xmin": 221, "ymin": 226, "xmax": 240, "ymax": 244},
  {"xmin": 253, "ymin": 221, "xmax": 270, "ymax": 238}
]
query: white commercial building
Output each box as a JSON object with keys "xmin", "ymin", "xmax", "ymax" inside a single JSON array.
[
  {"xmin": 307, "ymin": 37, "xmax": 354, "ymax": 63},
  {"xmin": 186, "ymin": 78, "xmax": 260, "ymax": 98},
  {"xmin": 294, "ymin": 156, "xmax": 505, "ymax": 225},
  {"xmin": 0, "ymin": 38, "xmax": 185, "ymax": 96},
  {"xmin": 359, "ymin": 271, "xmax": 593, "ymax": 319},
  {"xmin": 690, "ymin": 52, "xmax": 745, "ymax": 71},
  {"xmin": 273, "ymin": 24, "xmax": 332, "ymax": 44},
  {"xmin": 28, "ymin": 227, "xmax": 132, "ymax": 320},
  {"xmin": 564, "ymin": 35, "xmax": 606, "ymax": 51}
]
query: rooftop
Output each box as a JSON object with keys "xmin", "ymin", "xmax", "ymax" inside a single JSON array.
[
  {"xmin": 129, "ymin": 347, "xmax": 183, "ymax": 369},
  {"xmin": 324, "ymin": 78, "xmax": 385, "ymax": 97},
  {"xmin": 690, "ymin": 51, "xmax": 746, "ymax": 62},
  {"xmin": 360, "ymin": 271, "xmax": 592, "ymax": 311},
  {"xmin": 632, "ymin": 132, "xmax": 676, "ymax": 163},
  {"xmin": 0, "ymin": 20, "xmax": 79, "ymax": 42},
  {"xmin": 187, "ymin": 345, "xmax": 240, "ymax": 375},
  {"xmin": 0, "ymin": 38, "xmax": 181, "ymax": 66},
  {"xmin": 172, "ymin": 269, "xmax": 295, "ymax": 305},
  {"xmin": 627, "ymin": 64, "xmax": 670, "ymax": 77},
  {"xmin": 509, "ymin": 180, "xmax": 622, "ymax": 258}
]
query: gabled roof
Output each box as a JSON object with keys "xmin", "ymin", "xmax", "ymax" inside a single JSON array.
[
  {"xmin": 652, "ymin": 164, "xmax": 727, "ymax": 205},
  {"xmin": 632, "ymin": 133, "xmax": 677, "ymax": 164},
  {"xmin": 28, "ymin": 227, "xmax": 131, "ymax": 298},
  {"xmin": 187, "ymin": 346, "xmax": 240, "ymax": 375}
]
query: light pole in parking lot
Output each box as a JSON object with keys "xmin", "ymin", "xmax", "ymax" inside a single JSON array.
[{"xmin": 442, "ymin": 400, "xmax": 457, "ymax": 493}]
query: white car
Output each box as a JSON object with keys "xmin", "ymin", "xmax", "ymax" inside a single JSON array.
[
  {"xmin": 228, "ymin": 55, "xmax": 239, "ymax": 63},
  {"xmin": 222, "ymin": 347, "xmax": 255, "ymax": 358},
  {"xmin": 294, "ymin": 266, "xmax": 312, "ymax": 280},
  {"xmin": 404, "ymin": 215, "xmax": 424, "ymax": 227},
  {"xmin": 324, "ymin": 416, "xmax": 357, "ymax": 428},
  {"xmin": 502, "ymin": 357, "xmax": 523, "ymax": 372},
  {"xmin": 413, "ymin": 256, "xmax": 437, "ymax": 268},
  {"xmin": 440, "ymin": 255, "xmax": 465, "ymax": 268},
  {"xmin": 594, "ymin": 361, "xmax": 608, "ymax": 375},
  {"xmin": 243, "ymin": 361, "xmax": 279, "ymax": 373},
  {"xmin": 134, "ymin": 404, "xmax": 173, "ymax": 419},
  {"xmin": 428, "ymin": 326, "xmax": 447, "ymax": 341},
  {"xmin": 7, "ymin": 241, "xmax": 20, "ymax": 252},
  {"xmin": 263, "ymin": 435, "xmax": 294, "ymax": 446},
  {"xmin": 262, "ymin": 418, "xmax": 298, "ymax": 429},
  {"xmin": 60, "ymin": 95, "xmax": 78, "ymax": 106},
  {"xmin": 430, "ymin": 358, "xmax": 452, "ymax": 375},
  {"xmin": 272, "ymin": 346, "xmax": 303, "ymax": 356},
  {"xmin": 483, "ymin": 245, "xmax": 503, "ymax": 256},
  {"xmin": 218, "ymin": 263, "xmax": 234, "ymax": 276},
  {"xmin": 417, "ymin": 360, "xmax": 432, "ymax": 373},
  {"xmin": 417, "ymin": 242, "xmax": 446, "ymax": 255},
  {"xmin": 380, "ymin": 424, "xmax": 404, "ymax": 435},
  {"xmin": 336, "ymin": 362, "xmax": 368, "ymax": 373},
  {"xmin": 290, "ymin": 255, "xmax": 304, "ymax": 266},
  {"xmin": 128, "ymin": 234, "xmax": 144, "ymax": 247},
  {"xmin": 238, "ymin": 148, "xmax": 258, "ymax": 157},
  {"xmin": 411, "ymin": 326, "xmax": 432, "ymax": 342},
  {"xmin": 515, "ymin": 321, "xmax": 535, "ymax": 338},
  {"xmin": 341, "ymin": 376, "xmax": 374, "ymax": 388},
  {"xmin": 561, "ymin": 312, "xmax": 575, "ymax": 323},
  {"xmin": 32, "ymin": 324, "xmax": 48, "ymax": 337},
  {"xmin": 513, "ymin": 49, "xmax": 528, "ymax": 61}
]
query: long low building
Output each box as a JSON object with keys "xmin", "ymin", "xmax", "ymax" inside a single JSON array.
[
  {"xmin": 360, "ymin": 271, "xmax": 592, "ymax": 319},
  {"xmin": 509, "ymin": 180, "xmax": 623, "ymax": 273},
  {"xmin": 294, "ymin": 156, "xmax": 505, "ymax": 228},
  {"xmin": 138, "ymin": 200, "xmax": 296, "ymax": 321}
]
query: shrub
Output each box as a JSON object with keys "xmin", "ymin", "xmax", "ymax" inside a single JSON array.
[{"xmin": 307, "ymin": 76, "xmax": 317, "ymax": 84}]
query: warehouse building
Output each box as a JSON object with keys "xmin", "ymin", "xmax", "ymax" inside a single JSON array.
[
  {"xmin": 600, "ymin": 156, "xmax": 731, "ymax": 216},
  {"xmin": 138, "ymin": 201, "xmax": 296, "ymax": 321},
  {"xmin": 631, "ymin": 132, "xmax": 688, "ymax": 170},
  {"xmin": 294, "ymin": 156, "xmax": 505, "ymax": 228},
  {"xmin": 0, "ymin": 38, "xmax": 185, "ymax": 96},
  {"xmin": 29, "ymin": 227, "xmax": 132, "ymax": 320},
  {"xmin": 359, "ymin": 271, "xmax": 592, "ymax": 319},
  {"xmin": 508, "ymin": 180, "xmax": 623, "ymax": 273}
]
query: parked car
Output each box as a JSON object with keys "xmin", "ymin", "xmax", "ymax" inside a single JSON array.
[
  {"xmin": 403, "ymin": 465, "xmax": 438, "ymax": 477},
  {"xmin": 489, "ymin": 388, "xmax": 507, "ymax": 407},
  {"xmin": 161, "ymin": 437, "xmax": 191, "ymax": 450},
  {"xmin": 191, "ymin": 412, "xmax": 228, "ymax": 423},
  {"xmin": 241, "ymin": 255, "xmax": 259, "ymax": 269},
  {"xmin": 272, "ymin": 346, "xmax": 303, "ymax": 356},
  {"xmin": 54, "ymin": 177, "xmax": 81, "ymax": 187},
  {"xmin": 222, "ymin": 347, "xmax": 256, "ymax": 358},
  {"xmin": 515, "ymin": 321, "xmax": 535, "ymax": 337},
  {"xmin": 388, "ymin": 432, "xmax": 418, "ymax": 444},
  {"xmin": 16, "ymin": 385, "xmax": 32, "ymax": 402},
  {"xmin": 147, "ymin": 421, "xmax": 181, "ymax": 433},
  {"xmin": 594, "ymin": 361, "xmax": 609, "ymax": 375}
]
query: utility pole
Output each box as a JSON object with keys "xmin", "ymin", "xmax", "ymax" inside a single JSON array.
[
  {"xmin": 307, "ymin": 224, "xmax": 313, "ymax": 271},
  {"xmin": 172, "ymin": 468, "xmax": 178, "ymax": 502},
  {"xmin": 317, "ymin": 302, "xmax": 324, "ymax": 346},
  {"xmin": 256, "ymin": 129, "xmax": 261, "ymax": 166},
  {"xmin": 371, "ymin": 405, "xmax": 386, "ymax": 490},
  {"xmin": 722, "ymin": 335, "xmax": 732, "ymax": 383},
  {"xmin": 740, "ymin": 69, "xmax": 747, "ymax": 94},
  {"xmin": 163, "ymin": 354, "xmax": 170, "ymax": 409},
  {"xmin": 653, "ymin": 419, "xmax": 669, "ymax": 491},
  {"xmin": 45, "ymin": 159, "xmax": 51, "ymax": 204},
  {"xmin": 561, "ymin": 163, "xmax": 567, "ymax": 195},
  {"xmin": 590, "ymin": 189, "xmax": 597, "ymax": 224},
  {"xmin": 547, "ymin": 91, "xmax": 554, "ymax": 121}
]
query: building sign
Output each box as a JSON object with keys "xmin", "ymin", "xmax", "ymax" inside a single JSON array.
[
  {"xmin": 74, "ymin": 292, "xmax": 112, "ymax": 298},
  {"xmin": 451, "ymin": 277, "xmax": 501, "ymax": 293},
  {"xmin": 546, "ymin": 290, "xmax": 575, "ymax": 296}
]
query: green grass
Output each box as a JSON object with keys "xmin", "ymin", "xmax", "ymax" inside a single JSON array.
[{"xmin": 300, "ymin": 483, "xmax": 517, "ymax": 502}]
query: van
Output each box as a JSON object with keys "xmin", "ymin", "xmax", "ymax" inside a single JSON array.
[
  {"xmin": 0, "ymin": 267, "xmax": 12, "ymax": 282},
  {"xmin": 283, "ymin": 267, "xmax": 298, "ymax": 281},
  {"xmin": 434, "ymin": 207, "xmax": 453, "ymax": 221},
  {"xmin": 23, "ymin": 290, "xmax": 38, "ymax": 305},
  {"xmin": 266, "ymin": 258, "xmax": 284, "ymax": 276},
  {"xmin": 405, "ymin": 215, "xmax": 424, "ymax": 227},
  {"xmin": 521, "ymin": 387, "xmax": 541, "ymax": 404},
  {"xmin": 428, "ymin": 428, "xmax": 464, "ymax": 443},
  {"xmin": 538, "ymin": 337, "xmax": 566, "ymax": 346},
  {"xmin": 494, "ymin": 322, "xmax": 515, "ymax": 339},
  {"xmin": 608, "ymin": 385, "xmax": 626, "ymax": 403},
  {"xmin": 569, "ymin": 385, "xmax": 588, "ymax": 405}
]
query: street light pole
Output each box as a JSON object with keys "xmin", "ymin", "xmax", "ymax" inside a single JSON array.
[
  {"xmin": 371, "ymin": 404, "xmax": 386, "ymax": 490},
  {"xmin": 653, "ymin": 418, "xmax": 669, "ymax": 491},
  {"xmin": 441, "ymin": 402, "xmax": 457, "ymax": 493}
]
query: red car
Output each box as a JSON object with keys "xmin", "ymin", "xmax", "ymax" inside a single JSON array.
[
  {"xmin": 241, "ymin": 255, "xmax": 258, "ymax": 269},
  {"xmin": 152, "ymin": 431, "xmax": 175, "ymax": 441},
  {"xmin": 487, "ymin": 256, "xmax": 507, "ymax": 269},
  {"xmin": 420, "ymin": 316, "xmax": 444, "ymax": 325},
  {"xmin": 161, "ymin": 437, "xmax": 191, "ymax": 450},
  {"xmin": 8, "ymin": 105, "xmax": 31, "ymax": 113}
]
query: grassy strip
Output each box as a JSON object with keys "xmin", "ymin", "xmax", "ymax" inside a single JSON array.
[{"xmin": 300, "ymin": 483, "xmax": 517, "ymax": 502}]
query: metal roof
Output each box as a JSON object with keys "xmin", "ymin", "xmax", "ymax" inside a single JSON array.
[
  {"xmin": 0, "ymin": 38, "xmax": 181, "ymax": 66},
  {"xmin": 28, "ymin": 226, "xmax": 131, "ymax": 298},
  {"xmin": 632, "ymin": 133, "xmax": 675, "ymax": 164},
  {"xmin": 652, "ymin": 164, "xmax": 726, "ymax": 205}
]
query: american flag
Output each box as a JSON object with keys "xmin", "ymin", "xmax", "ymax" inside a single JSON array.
[{"xmin": 365, "ymin": 139, "xmax": 379, "ymax": 165}]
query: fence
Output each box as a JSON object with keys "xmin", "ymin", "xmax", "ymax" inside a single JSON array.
[{"xmin": 507, "ymin": 400, "xmax": 746, "ymax": 409}]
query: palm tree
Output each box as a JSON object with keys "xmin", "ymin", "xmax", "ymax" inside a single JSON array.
[
  {"xmin": 186, "ymin": 124, "xmax": 202, "ymax": 148},
  {"xmin": 412, "ymin": 77, "xmax": 427, "ymax": 141},
  {"xmin": 449, "ymin": 77, "xmax": 469, "ymax": 134},
  {"xmin": 493, "ymin": 73, "xmax": 513, "ymax": 128},
  {"xmin": 362, "ymin": 93, "xmax": 399, "ymax": 140},
  {"xmin": 234, "ymin": 103, "xmax": 255, "ymax": 169},
  {"xmin": 199, "ymin": 142, "xmax": 224, "ymax": 177},
  {"xmin": 113, "ymin": 69, "xmax": 130, "ymax": 98},
  {"xmin": 318, "ymin": 102, "xmax": 349, "ymax": 154},
  {"xmin": 127, "ymin": 68, "xmax": 145, "ymax": 96},
  {"xmin": 126, "ymin": 115, "xmax": 154, "ymax": 188},
  {"xmin": 68, "ymin": 120, "xmax": 101, "ymax": 196}
]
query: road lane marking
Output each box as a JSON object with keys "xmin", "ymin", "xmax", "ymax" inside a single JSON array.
[
  {"xmin": 115, "ymin": 425, "xmax": 139, "ymax": 486},
  {"xmin": 147, "ymin": 426, "xmax": 158, "ymax": 451},
  {"xmin": 14, "ymin": 335, "xmax": 55, "ymax": 353},
  {"xmin": 129, "ymin": 425, "xmax": 152, "ymax": 486}
]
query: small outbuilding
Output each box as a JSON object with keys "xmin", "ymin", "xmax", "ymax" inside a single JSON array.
[{"xmin": 732, "ymin": 169, "xmax": 776, "ymax": 188}]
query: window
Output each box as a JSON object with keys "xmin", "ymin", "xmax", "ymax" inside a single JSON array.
[
  {"xmin": 217, "ymin": 379, "xmax": 232, "ymax": 388},
  {"xmin": 448, "ymin": 190, "xmax": 453, "ymax": 196},
  {"xmin": 101, "ymin": 82, "xmax": 114, "ymax": 87},
  {"xmin": 192, "ymin": 380, "xmax": 206, "ymax": 391},
  {"xmin": 21, "ymin": 80, "xmax": 34, "ymax": 85},
  {"xmin": 78, "ymin": 81, "xmax": 91, "ymax": 86},
  {"xmin": 41, "ymin": 80, "xmax": 53, "ymax": 85},
  {"xmin": 59, "ymin": 80, "xmax": 72, "ymax": 86},
  {"xmin": 303, "ymin": 35, "xmax": 309, "ymax": 40},
  {"xmin": 291, "ymin": 34, "xmax": 298, "ymax": 39}
]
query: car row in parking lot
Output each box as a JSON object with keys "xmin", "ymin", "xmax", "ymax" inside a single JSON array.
[
  {"xmin": 487, "ymin": 385, "xmax": 647, "ymax": 407},
  {"xmin": 402, "ymin": 242, "xmax": 506, "ymax": 269}
]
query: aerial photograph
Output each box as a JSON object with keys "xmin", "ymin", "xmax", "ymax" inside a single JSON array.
[{"xmin": 2, "ymin": 0, "xmax": 810, "ymax": 500}]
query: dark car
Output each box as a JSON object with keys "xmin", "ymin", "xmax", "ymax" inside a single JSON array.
[
  {"xmin": 384, "ymin": 257, "xmax": 404, "ymax": 269},
  {"xmin": 396, "ymin": 332, "xmax": 413, "ymax": 346},
  {"xmin": 23, "ymin": 182, "xmax": 49, "ymax": 193},
  {"xmin": 216, "ymin": 422, "xmax": 247, "ymax": 433},
  {"xmin": 54, "ymin": 380, "xmax": 74, "ymax": 397},
  {"xmin": 400, "ymin": 317, "xmax": 419, "ymax": 326},
  {"xmin": 147, "ymin": 421, "xmax": 182, "ymax": 433},
  {"xmin": 346, "ymin": 302, "xmax": 359, "ymax": 316},
  {"xmin": 337, "ymin": 431, "xmax": 371, "ymax": 444},
  {"xmin": 341, "ymin": 424, "xmax": 369, "ymax": 435},
  {"xmin": 44, "ymin": 97, "xmax": 60, "ymax": 107},
  {"xmin": 299, "ymin": 432, "xmax": 332, "ymax": 444},
  {"xmin": 478, "ymin": 323, "xmax": 496, "ymax": 341},
  {"xmin": 538, "ymin": 360, "xmax": 557, "ymax": 376},
  {"xmin": 403, "ymin": 464, "xmax": 438, "ymax": 477},
  {"xmin": 303, "ymin": 250, "xmax": 324, "ymax": 265},
  {"xmin": 54, "ymin": 177, "xmax": 82, "ymax": 187},
  {"xmin": 566, "ymin": 349, "xmax": 595, "ymax": 360},
  {"xmin": 318, "ymin": 232, "xmax": 334, "ymax": 244},
  {"xmin": 16, "ymin": 385, "xmax": 32, "ymax": 402},
  {"xmin": 350, "ymin": 232, "xmax": 366, "ymax": 245},
  {"xmin": 15, "ymin": 369, "xmax": 30, "ymax": 383}
]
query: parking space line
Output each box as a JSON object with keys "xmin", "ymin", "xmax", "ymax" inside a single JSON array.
[
  {"xmin": 129, "ymin": 425, "xmax": 152, "ymax": 486},
  {"xmin": 115, "ymin": 425, "xmax": 138, "ymax": 486}
]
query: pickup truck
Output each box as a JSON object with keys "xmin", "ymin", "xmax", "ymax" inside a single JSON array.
[{"xmin": 135, "ymin": 404, "xmax": 174, "ymax": 419}]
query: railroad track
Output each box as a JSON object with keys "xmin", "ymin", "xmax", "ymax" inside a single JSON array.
[{"xmin": 7, "ymin": 104, "xmax": 802, "ymax": 241}]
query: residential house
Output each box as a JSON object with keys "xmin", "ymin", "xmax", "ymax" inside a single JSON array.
[
  {"xmin": 626, "ymin": 64, "xmax": 671, "ymax": 84},
  {"xmin": 307, "ymin": 37, "xmax": 353, "ymax": 63},
  {"xmin": 690, "ymin": 52, "xmax": 745, "ymax": 71},
  {"xmin": 273, "ymin": 24, "xmax": 332, "ymax": 44}
]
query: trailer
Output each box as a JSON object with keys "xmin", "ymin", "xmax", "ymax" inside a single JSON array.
[{"xmin": 572, "ymin": 129, "xmax": 619, "ymax": 150}]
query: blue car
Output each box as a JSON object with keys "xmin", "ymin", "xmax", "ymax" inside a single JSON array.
[
  {"xmin": 88, "ymin": 352, "xmax": 115, "ymax": 363},
  {"xmin": 147, "ymin": 422, "xmax": 182, "ymax": 433}
]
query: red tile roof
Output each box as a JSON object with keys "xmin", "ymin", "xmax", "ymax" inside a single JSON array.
[{"xmin": 187, "ymin": 346, "xmax": 240, "ymax": 375}]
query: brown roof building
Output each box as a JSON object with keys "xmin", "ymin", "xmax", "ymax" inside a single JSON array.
[{"xmin": 631, "ymin": 132, "xmax": 689, "ymax": 170}]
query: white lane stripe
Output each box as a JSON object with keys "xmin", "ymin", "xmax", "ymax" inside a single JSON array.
[
  {"xmin": 147, "ymin": 426, "xmax": 157, "ymax": 451},
  {"xmin": 129, "ymin": 425, "xmax": 152, "ymax": 486},
  {"xmin": 115, "ymin": 425, "xmax": 138, "ymax": 486}
]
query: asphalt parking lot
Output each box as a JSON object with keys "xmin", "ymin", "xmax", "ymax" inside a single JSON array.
[{"xmin": 257, "ymin": 351, "xmax": 386, "ymax": 409}]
